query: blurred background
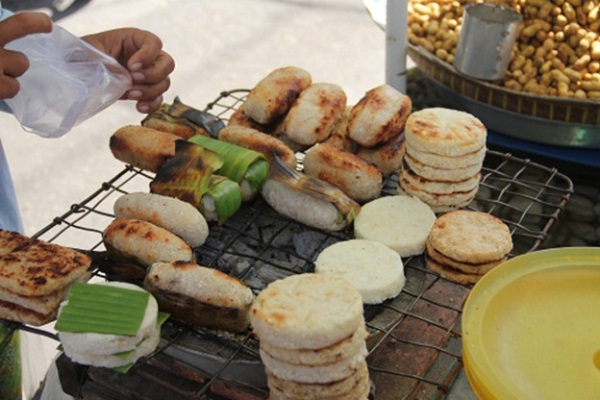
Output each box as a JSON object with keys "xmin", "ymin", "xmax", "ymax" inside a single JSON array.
[{"xmin": 1, "ymin": 0, "xmax": 392, "ymax": 236}]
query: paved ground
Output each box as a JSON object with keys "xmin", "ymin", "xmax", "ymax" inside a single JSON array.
[{"xmin": 1, "ymin": 0, "xmax": 389, "ymax": 236}]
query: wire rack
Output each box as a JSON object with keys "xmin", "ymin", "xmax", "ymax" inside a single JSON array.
[{"xmin": 17, "ymin": 90, "xmax": 573, "ymax": 400}]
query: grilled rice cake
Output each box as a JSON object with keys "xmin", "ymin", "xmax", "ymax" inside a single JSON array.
[
  {"xmin": 404, "ymin": 107, "xmax": 487, "ymax": 157},
  {"xmin": 427, "ymin": 210, "xmax": 513, "ymax": 264},
  {"xmin": 244, "ymin": 66, "xmax": 312, "ymax": 125},
  {"xmin": 303, "ymin": 143, "xmax": 383, "ymax": 203},
  {"xmin": 0, "ymin": 230, "xmax": 91, "ymax": 297},
  {"xmin": 266, "ymin": 359, "xmax": 369, "ymax": 399},
  {"xmin": 347, "ymin": 84, "xmax": 412, "ymax": 148},
  {"xmin": 250, "ymin": 274, "xmax": 364, "ymax": 350}
]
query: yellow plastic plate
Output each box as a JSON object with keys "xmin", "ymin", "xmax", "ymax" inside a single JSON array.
[{"xmin": 462, "ymin": 247, "xmax": 600, "ymax": 400}]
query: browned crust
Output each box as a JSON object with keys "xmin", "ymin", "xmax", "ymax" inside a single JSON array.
[
  {"xmin": 218, "ymin": 125, "xmax": 297, "ymax": 170},
  {"xmin": 0, "ymin": 299, "xmax": 56, "ymax": 326},
  {"xmin": 347, "ymin": 85, "xmax": 412, "ymax": 147},
  {"xmin": 304, "ymin": 143, "xmax": 382, "ymax": 203},
  {"xmin": 244, "ymin": 66, "xmax": 312, "ymax": 124},
  {"xmin": 109, "ymin": 125, "xmax": 180, "ymax": 173},
  {"xmin": 0, "ymin": 230, "xmax": 91, "ymax": 297},
  {"xmin": 425, "ymin": 255, "xmax": 481, "ymax": 285}
]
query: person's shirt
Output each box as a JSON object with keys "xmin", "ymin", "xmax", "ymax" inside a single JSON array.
[{"xmin": 0, "ymin": 139, "xmax": 24, "ymax": 233}]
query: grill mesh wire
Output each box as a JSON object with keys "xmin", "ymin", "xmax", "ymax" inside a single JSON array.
[{"xmin": 15, "ymin": 89, "xmax": 573, "ymax": 399}]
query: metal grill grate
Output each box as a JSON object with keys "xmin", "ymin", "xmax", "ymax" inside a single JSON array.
[{"xmin": 17, "ymin": 90, "xmax": 573, "ymax": 400}]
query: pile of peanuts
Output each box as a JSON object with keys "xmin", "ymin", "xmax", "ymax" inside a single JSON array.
[{"xmin": 408, "ymin": 0, "xmax": 600, "ymax": 100}]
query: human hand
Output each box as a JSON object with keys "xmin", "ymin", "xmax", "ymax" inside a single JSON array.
[
  {"xmin": 0, "ymin": 12, "xmax": 52, "ymax": 99},
  {"xmin": 82, "ymin": 28, "xmax": 175, "ymax": 113}
]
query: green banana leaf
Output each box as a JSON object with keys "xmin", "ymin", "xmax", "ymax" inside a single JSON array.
[
  {"xmin": 188, "ymin": 135, "xmax": 269, "ymax": 199},
  {"xmin": 150, "ymin": 140, "xmax": 242, "ymax": 223}
]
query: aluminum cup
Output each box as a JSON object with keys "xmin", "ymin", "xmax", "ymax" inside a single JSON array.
[{"xmin": 453, "ymin": 3, "xmax": 522, "ymax": 81}]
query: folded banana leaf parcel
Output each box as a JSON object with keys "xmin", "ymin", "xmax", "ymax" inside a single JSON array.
[
  {"xmin": 150, "ymin": 140, "xmax": 243, "ymax": 224},
  {"xmin": 188, "ymin": 135, "xmax": 270, "ymax": 202},
  {"xmin": 150, "ymin": 137, "xmax": 270, "ymax": 224}
]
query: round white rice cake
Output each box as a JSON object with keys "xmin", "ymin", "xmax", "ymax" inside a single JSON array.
[
  {"xmin": 58, "ymin": 282, "xmax": 158, "ymax": 355},
  {"xmin": 266, "ymin": 360, "xmax": 370, "ymax": 399},
  {"xmin": 404, "ymin": 108, "xmax": 487, "ymax": 157},
  {"xmin": 114, "ymin": 192, "xmax": 209, "ymax": 248},
  {"xmin": 315, "ymin": 239, "xmax": 405, "ymax": 304},
  {"xmin": 354, "ymin": 195, "xmax": 436, "ymax": 257},
  {"xmin": 428, "ymin": 210, "xmax": 513, "ymax": 263},
  {"xmin": 259, "ymin": 324, "xmax": 368, "ymax": 366},
  {"xmin": 260, "ymin": 348, "xmax": 365, "ymax": 384},
  {"xmin": 250, "ymin": 274, "xmax": 364, "ymax": 350},
  {"xmin": 63, "ymin": 325, "xmax": 160, "ymax": 368}
]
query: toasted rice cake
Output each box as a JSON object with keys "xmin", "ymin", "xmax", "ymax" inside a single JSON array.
[
  {"xmin": 354, "ymin": 195, "xmax": 436, "ymax": 257},
  {"xmin": 347, "ymin": 84, "xmax": 412, "ymax": 148},
  {"xmin": 425, "ymin": 255, "xmax": 481, "ymax": 285},
  {"xmin": 0, "ymin": 230, "xmax": 91, "ymax": 297},
  {"xmin": 403, "ymin": 151, "xmax": 482, "ymax": 182},
  {"xmin": 260, "ymin": 179, "xmax": 353, "ymax": 232},
  {"xmin": 404, "ymin": 108, "xmax": 486, "ymax": 157},
  {"xmin": 283, "ymin": 83, "xmax": 347, "ymax": 146},
  {"xmin": 400, "ymin": 163, "xmax": 481, "ymax": 195},
  {"xmin": 426, "ymin": 242, "xmax": 505, "ymax": 275},
  {"xmin": 218, "ymin": 125, "xmax": 297, "ymax": 170},
  {"xmin": 144, "ymin": 261, "xmax": 254, "ymax": 332},
  {"xmin": 244, "ymin": 66, "xmax": 312, "ymax": 125},
  {"xmin": 406, "ymin": 143, "xmax": 487, "ymax": 169},
  {"xmin": 322, "ymin": 106, "xmax": 356, "ymax": 153},
  {"xmin": 398, "ymin": 175, "xmax": 479, "ymax": 207},
  {"xmin": 0, "ymin": 271, "xmax": 91, "ymax": 317},
  {"xmin": 427, "ymin": 210, "xmax": 513, "ymax": 264},
  {"xmin": 260, "ymin": 348, "xmax": 365, "ymax": 384},
  {"xmin": 109, "ymin": 125, "xmax": 180, "ymax": 173},
  {"xmin": 315, "ymin": 239, "xmax": 405, "ymax": 304},
  {"xmin": 266, "ymin": 359, "xmax": 369, "ymax": 399},
  {"xmin": 114, "ymin": 192, "xmax": 209, "ymax": 248},
  {"xmin": 303, "ymin": 143, "xmax": 383, "ymax": 203},
  {"xmin": 260, "ymin": 324, "xmax": 368, "ymax": 366},
  {"xmin": 0, "ymin": 300, "xmax": 56, "ymax": 326},
  {"xmin": 228, "ymin": 103, "xmax": 280, "ymax": 134},
  {"xmin": 250, "ymin": 274, "xmax": 364, "ymax": 350},
  {"xmin": 356, "ymin": 132, "xmax": 404, "ymax": 176},
  {"xmin": 102, "ymin": 218, "xmax": 193, "ymax": 268}
]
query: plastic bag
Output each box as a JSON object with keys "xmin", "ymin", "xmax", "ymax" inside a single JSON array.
[{"xmin": 4, "ymin": 22, "xmax": 132, "ymax": 138}]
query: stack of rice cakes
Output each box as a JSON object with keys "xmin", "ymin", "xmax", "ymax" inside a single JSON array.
[
  {"xmin": 398, "ymin": 108, "xmax": 487, "ymax": 213},
  {"xmin": 250, "ymin": 274, "xmax": 370, "ymax": 399},
  {"xmin": 425, "ymin": 210, "xmax": 513, "ymax": 285}
]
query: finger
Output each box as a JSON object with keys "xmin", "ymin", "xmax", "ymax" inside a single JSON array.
[
  {"xmin": 127, "ymin": 77, "xmax": 171, "ymax": 103},
  {"xmin": 125, "ymin": 30, "xmax": 164, "ymax": 71},
  {"xmin": 0, "ymin": 75, "xmax": 20, "ymax": 98},
  {"xmin": 0, "ymin": 12, "xmax": 52, "ymax": 46},
  {"xmin": 0, "ymin": 50, "xmax": 30, "ymax": 77},
  {"xmin": 130, "ymin": 51, "xmax": 175, "ymax": 84},
  {"xmin": 136, "ymin": 95, "xmax": 163, "ymax": 114}
]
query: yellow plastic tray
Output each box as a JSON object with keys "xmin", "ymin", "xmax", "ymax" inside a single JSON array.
[{"xmin": 462, "ymin": 247, "xmax": 600, "ymax": 399}]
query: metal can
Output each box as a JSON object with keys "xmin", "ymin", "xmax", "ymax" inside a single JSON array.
[{"xmin": 453, "ymin": 3, "xmax": 522, "ymax": 81}]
